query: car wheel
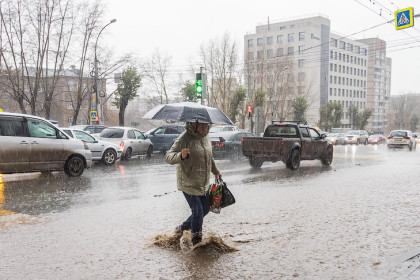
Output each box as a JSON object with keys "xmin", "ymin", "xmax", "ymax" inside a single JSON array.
[
  {"xmin": 343, "ymin": 141, "xmax": 347, "ymax": 145},
  {"xmin": 146, "ymin": 146, "xmax": 153, "ymax": 159},
  {"xmin": 124, "ymin": 148, "xmax": 132, "ymax": 161},
  {"xmin": 321, "ymin": 146, "xmax": 333, "ymax": 166},
  {"xmin": 249, "ymin": 158, "xmax": 263, "ymax": 168},
  {"xmin": 64, "ymin": 155, "xmax": 84, "ymax": 177},
  {"xmin": 286, "ymin": 149, "xmax": 300, "ymax": 170},
  {"xmin": 364, "ymin": 139, "xmax": 368, "ymax": 145},
  {"xmin": 356, "ymin": 139, "xmax": 360, "ymax": 145},
  {"xmin": 102, "ymin": 149, "xmax": 117, "ymax": 165}
]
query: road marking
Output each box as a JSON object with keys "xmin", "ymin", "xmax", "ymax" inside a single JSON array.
[
  {"xmin": 0, "ymin": 209, "xmax": 43, "ymax": 226},
  {"xmin": 333, "ymin": 153, "xmax": 387, "ymax": 160}
]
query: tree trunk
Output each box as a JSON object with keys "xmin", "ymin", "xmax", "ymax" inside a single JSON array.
[{"xmin": 119, "ymin": 107, "xmax": 126, "ymax": 126}]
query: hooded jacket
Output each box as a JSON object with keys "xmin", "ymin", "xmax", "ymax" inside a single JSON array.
[{"xmin": 165, "ymin": 123, "xmax": 220, "ymax": 196}]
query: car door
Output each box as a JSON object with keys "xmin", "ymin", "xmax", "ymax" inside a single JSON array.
[
  {"xmin": 0, "ymin": 115, "xmax": 30, "ymax": 173},
  {"xmin": 299, "ymin": 127, "xmax": 313, "ymax": 160},
  {"xmin": 151, "ymin": 127, "xmax": 165, "ymax": 150},
  {"xmin": 126, "ymin": 130, "xmax": 138, "ymax": 155},
  {"xmin": 73, "ymin": 130, "xmax": 102, "ymax": 160},
  {"xmin": 309, "ymin": 128, "xmax": 325, "ymax": 159},
  {"xmin": 134, "ymin": 129, "xmax": 148, "ymax": 154},
  {"xmin": 164, "ymin": 126, "xmax": 179, "ymax": 150},
  {"xmin": 27, "ymin": 118, "xmax": 65, "ymax": 171}
]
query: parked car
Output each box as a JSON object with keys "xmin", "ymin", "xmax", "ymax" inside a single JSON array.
[
  {"xmin": 144, "ymin": 124, "xmax": 185, "ymax": 153},
  {"xmin": 210, "ymin": 131, "xmax": 254, "ymax": 159},
  {"xmin": 70, "ymin": 125, "xmax": 107, "ymax": 137},
  {"xmin": 0, "ymin": 112, "xmax": 92, "ymax": 177},
  {"xmin": 62, "ymin": 128, "xmax": 122, "ymax": 165},
  {"xmin": 368, "ymin": 134, "xmax": 386, "ymax": 145},
  {"xmin": 326, "ymin": 133, "xmax": 347, "ymax": 145},
  {"xmin": 209, "ymin": 125, "xmax": 239, "ymax": 133},
  {"xmin": 345, "ymin": 130, "xmax": 369, "ymax": 145},
  {"xmin": 387, "ymin": 130, "xmax": 417, "ymax": 151},
  {"xmin": 98, "ymin": 127, "xmax": 153, "ymax": 160}
]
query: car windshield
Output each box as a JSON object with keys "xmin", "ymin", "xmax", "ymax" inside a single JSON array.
[
  {"xmin": 390, "ymin": 131, "xmax": 407, "ymax": 137},
  {"xmin": 100, "ymin": 128, "xmax": 124, "ymax": 138},
  {"xmin": 209, "ymin": 126, "xmax": 224, "ymax": 133},
  {"xmin": 369, "ymin": 135, "xmax": 379, "ymax": 138},
  {"xmin": 265, "ymin": 125, "xmax": 298, "ymax": 137},
  {"xmin": 327, "ymin": 133, "xmax": 339, "ymax": 137},
  {"xmin": 347, "ymin": 131, "xmax": 358, "ymax": 135}
]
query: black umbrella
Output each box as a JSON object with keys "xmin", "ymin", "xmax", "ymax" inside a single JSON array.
[{"xmin": 142, "ymin": 102, "xmax": 234, "ymax": 125}]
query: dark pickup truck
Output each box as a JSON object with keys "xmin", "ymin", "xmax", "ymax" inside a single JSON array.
[{"xmin": 242, "ymin": 122, "xmax": 333, "ymax": 170}]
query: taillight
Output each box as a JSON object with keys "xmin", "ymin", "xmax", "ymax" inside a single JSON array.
[
  {"xmin": 241, "ymin": 138, "xmax": 244, "ymax": 142},
  {"xmin": 119, "ymin": 141, "xmax": 124, "ymax": 150},
  {"xmin": 404, "ymin": 136, "xmax": 410, "ymax": 139},
  {"xmin": 387, "ymin": 136, "xmax": 393, "ymax": 139},
  {"xmin": 221, "ymin": 143, "xmax": 224, "ymax": 146}
]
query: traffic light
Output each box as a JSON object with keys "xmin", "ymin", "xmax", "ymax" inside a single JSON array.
[
  {"xmin": 248, "ymin": 105, "xmax": 252, "ymax": 118},
  {"xmin": 196, "ymin": 73, "xmax": 203, "ymax": 98}
]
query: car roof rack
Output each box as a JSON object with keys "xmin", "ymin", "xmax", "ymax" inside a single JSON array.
[{"xmin": 271, "ymin": 120, "xmax": 307, "ymax": 125}]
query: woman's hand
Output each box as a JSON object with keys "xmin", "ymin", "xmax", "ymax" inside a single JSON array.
[
  {"xmin": 181, "ymin": 148, "xmax": 190, "ymax": 159},
  {"xmin": 215, "ymin": 173, "xmax": 222, "ymax": 180}
]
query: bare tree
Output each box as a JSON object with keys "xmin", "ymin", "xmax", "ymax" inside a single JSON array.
[
  {"xmin": 0, "ymin": 0, "xmax": 74, "ymax": 118},
  {"xmin": 199, "ymin": 33, "xmax": 238, "ymax": 113},
  {"xmin": 139, "ymin": 48, "xmax": 172, "ymax": 105}
]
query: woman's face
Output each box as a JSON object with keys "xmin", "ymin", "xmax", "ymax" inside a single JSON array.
[{"xmin": 191, "ymin": 122, "xmax": 209, "ymax": 136}]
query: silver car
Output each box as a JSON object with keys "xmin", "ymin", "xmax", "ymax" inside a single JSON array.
[
  {"xmin": 62, "ymin": 128, "xmax": 122, "ymax": 165},
  {"xmin": 0, "ymin": 112, "xmax": 92, "ymax": 177},
  {"xmin": 345, "ymin": 130, "xmax": 369, "ymax": 145},
  {"xmin": 387, "ymin": 130, "xmax": 417, "ymax": 151},
  {"xmin": 98, "ymin": 127, "xmax": 153, "ymax": 160}
]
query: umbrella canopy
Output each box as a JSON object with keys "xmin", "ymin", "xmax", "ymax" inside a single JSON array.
[{"xmin": 142, "ymin": 102, "xmax": 234, "ymax": 125}]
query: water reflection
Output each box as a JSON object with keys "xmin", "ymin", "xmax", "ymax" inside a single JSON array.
[{"xmin": 2, "ymin": 173, "xmax": 92, "ymax": 216}]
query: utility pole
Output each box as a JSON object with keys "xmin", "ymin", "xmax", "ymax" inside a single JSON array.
[{"xmin": 93, "ymin": 19, "xmax": 116, "ymax": 125}]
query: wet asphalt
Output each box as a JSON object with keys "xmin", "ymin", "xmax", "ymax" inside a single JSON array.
[{"xmin": 1, "ymin": 144, "xmax": 420, "ymax": 279}]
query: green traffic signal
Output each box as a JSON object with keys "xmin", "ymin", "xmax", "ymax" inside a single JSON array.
[{"xmin": 196, "ymin": 79, "xmax": 202, "ymax": 94}]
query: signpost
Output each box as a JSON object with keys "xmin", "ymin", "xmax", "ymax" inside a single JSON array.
[
  {"xmin": 395, "ymin": 7, "xmax": 414, "ymax": 30},
  {"xmin": 90, "ymin": 111, "xmax": 97, "ymax": 122}
]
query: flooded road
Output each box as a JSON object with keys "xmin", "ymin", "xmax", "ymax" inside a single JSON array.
[{"xmin": 1, "ymin": 145, "xmax": 420, "ymax": 279}]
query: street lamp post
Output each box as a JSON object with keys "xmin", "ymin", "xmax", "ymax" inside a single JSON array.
[{"xmin": 93, "ymin": 19, "xmax": 116, "ymax": 125}]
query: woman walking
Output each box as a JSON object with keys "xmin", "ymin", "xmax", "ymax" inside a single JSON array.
[{"xmin": 166, "ymin": 121, "xmax": 221, "ymax": 247}]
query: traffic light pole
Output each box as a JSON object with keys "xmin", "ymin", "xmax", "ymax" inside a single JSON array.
[{"xmin": 200, "ymin": 67, "xmax": 203, "ymax": 105}]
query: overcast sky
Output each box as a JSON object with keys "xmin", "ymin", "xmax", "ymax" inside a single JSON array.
[{"xmin": 103, "ymin": 0, "xmax": 420, "ymax": 95}]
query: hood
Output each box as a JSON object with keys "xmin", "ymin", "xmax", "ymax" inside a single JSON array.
[{"xmin": 185, "ymin": 122, "xmax": 208, "ymax": 138}]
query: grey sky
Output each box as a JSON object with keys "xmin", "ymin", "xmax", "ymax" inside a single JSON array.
[{"xmin": 104, "ymin": 0, "xmax": 420, "ymax": 95}]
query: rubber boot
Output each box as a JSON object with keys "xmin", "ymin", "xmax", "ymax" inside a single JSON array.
[{"xmin": 192, "ymin": 232, "xmax": 202, "ymax": 246}]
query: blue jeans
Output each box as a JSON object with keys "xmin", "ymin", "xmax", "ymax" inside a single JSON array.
[{"xmin": 180, "ymin": 192, "xmax": 210, "ymax": 234}]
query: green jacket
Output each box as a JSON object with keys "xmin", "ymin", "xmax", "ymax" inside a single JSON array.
[{"xmin": 166, "ymin": 123, "xmax": 220, "ymax": 196}]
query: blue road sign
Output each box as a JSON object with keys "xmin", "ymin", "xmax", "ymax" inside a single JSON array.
[
  {"xmin": 395, "ymin": 7, "xmax": 414, "ymax": 30},
  {"xmin": 90, "ymin": 111, "xmax": 97, "ymax": 121}
]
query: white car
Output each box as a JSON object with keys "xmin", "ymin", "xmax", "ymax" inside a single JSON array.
[
  {"xmin": 98, "ymin": 127, "xmax": 153, "ymax": 160},
  {"xmin": 345, "ymin": 130, "xmax": 369, "ymax": 145},
  {"xmin": 62, "ymin": 128, "xmax": 122, "ymax": 165},
  {"xmin": 209, "ymin": 125, "xmax": 239, "ymax": 133},
  {"xmin": 0, "ymin": 112, "xmax": 92, "ymax": 177},
  {"xmin": 387, "ymin": 130, "xmax": 417, "ymax": 151}
]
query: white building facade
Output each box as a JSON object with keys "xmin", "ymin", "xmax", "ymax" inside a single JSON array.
[{"xmin": 244, "ymin": 15, "xmax": 390, "ymax": 131}]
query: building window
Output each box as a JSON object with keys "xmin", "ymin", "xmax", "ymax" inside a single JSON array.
[
  {"xmin": 355, "ymin": 45, "xmax": 360, "ymax": 54},
  {"xmin": 334, "ymin": 52, "xmax": 337, "ymax": 60},
  {"xmin": 248, "ymin": 39, "xmax": 254, "ymax": 47},
  {"xmin": 330, "ymin": 63, "xmax": 333, "ymax": 71},
  {"xmin": 334, "ymin": 76, "xmax": 337, "ymax": 84},
  {"xmin": 338, "ymin": 77, "xmax": 341, "ymax": 85},
  {"xmin": 298, "ymin": 45, "xmax": 305, "ymax": 55},
  {"xmin": 339, "ymin": 65, "xmax": 341, "ymax": 73},
  {"xmin": 288, "ymin": 46, "xmax": 294, "ymax": 55},
  {"xmin": 267, "ymin": 36, "xmax": 273, "ymax": 45},
  {"xmin": 288, "ymin": 33, "xmax": 294, "ymax": 42},
  {"xmin": 267, "ymin": 49, "xmax": 273, "ymax": 58},
  {"xmin": 277, "ymin": 48, "xmax": 284, "ymax": 57},
  {"xmin": 334, "ymin": 64, "xmax": 337, "ymax": 72},
  {"xmin": 280, "ymin": 26, "xmax": 286, "ymax": 30},
  {"xmin": 257, "ymin": 38, "xmax": 263, "ymax": 46},
  {"xmin": 287, "ymin": 73, "xmax": 294, "ymax": 82},
  {"xmin": 330, "ymin": 88, "xmax": 332, "ymax": 96},
  {"xmin": 298, "ymin": 59, "xmax": 305, "ymax": 68},
  {"xmin": 339, "ymin": 53, "xmax": 342, "ymax": 61},
  {"xmin": 339, "ymin": 41, "xmax": 346, "ymax": 50},
  {"xmin": 299, "ymin": 32, "xmax": 305, "ymax": 41},
  {"xmin": 257, "ymin": 51, "xmax": 263, "ymax": 59},
  {"xmin": 67, "ymin": 103, "xmax": 73, "ymax": 110},
  {"xmin": 330, "ymin": 51, "xmax": 333, "ymax": 59},
  {"xmin": 248, "ymin": 52, "xmax": 254, "ymax": 60},
  {"xmin": 331, "ymin": 38, "xmax": 338, "ymax": 48},
  {"xmin": 347, "ymin": 43, "xmax": 353, "ymax": 52},
  {"xmin": 68, "ymin": 117, "xmax": 73, "ymax": 124}
]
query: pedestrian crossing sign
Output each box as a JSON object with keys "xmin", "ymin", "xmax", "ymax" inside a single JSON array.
[
  {"xmin": 395, "ymin": 7, "xmax": 414, "ymax": 30},
  {"xmin": 90, "ymin": 111, "xmax": 97, "ymax": 121}
]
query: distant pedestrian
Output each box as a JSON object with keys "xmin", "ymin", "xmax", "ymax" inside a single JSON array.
[{"xmin": 166, "ymin": 121, "xmax": 221, "ymax": 247}]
